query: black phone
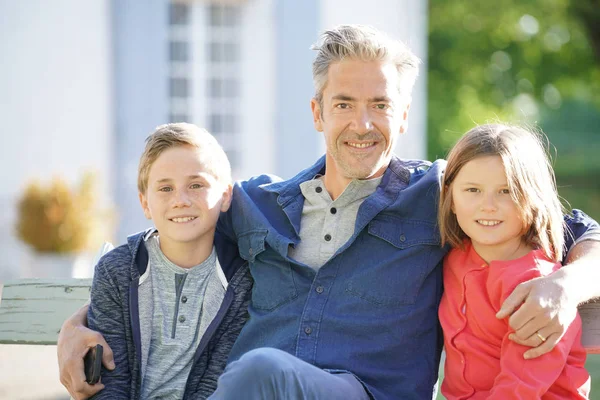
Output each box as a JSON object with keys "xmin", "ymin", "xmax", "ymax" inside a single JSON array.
[{"xmin": 84, "ymin": 344, "xmax": 103, "ymax": 385}]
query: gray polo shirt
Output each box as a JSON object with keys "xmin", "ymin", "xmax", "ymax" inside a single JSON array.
[{"xmin": 288, "ymin": 175, "xmax": 382, "ymax": 270}]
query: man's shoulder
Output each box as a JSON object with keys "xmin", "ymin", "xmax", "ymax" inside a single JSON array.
[
  {"xmin": 395, "ymin": 158, "xmax": 446, "ymax": 187},
  {"xmin": 405, "ymin": 158, "xmax": 445, "ymax": 175},
  {"xmin": 237, "ymin": 173, "xmax": 284, "ymax": 191}
]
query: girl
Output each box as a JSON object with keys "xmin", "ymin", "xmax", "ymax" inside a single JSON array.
[{"xmin": 438, "ymin": 123, "xmax": 590, "ymax": 399}]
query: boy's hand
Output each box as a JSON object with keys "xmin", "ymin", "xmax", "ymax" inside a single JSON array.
[
  {"xmin": 496, "ymin": 271, "xmax": 578, "ymax": 359},
  {"xmin": 57, "ymin": 304, "xmax": 115, "ymax": 400}
]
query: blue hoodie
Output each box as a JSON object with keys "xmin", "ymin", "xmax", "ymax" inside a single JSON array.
[{"xmin": 88, "ymin": 229, "xmax": 252, "ymax": 399}]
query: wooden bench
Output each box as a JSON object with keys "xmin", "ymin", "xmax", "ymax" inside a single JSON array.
[{"xmin": 0, "ymin": 278, "xmax": 599, "ymax": 353}]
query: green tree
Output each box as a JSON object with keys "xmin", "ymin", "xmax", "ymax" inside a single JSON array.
[{"xmin": 428, "ymin": 0, "xmax": 600, "ymax": 219}]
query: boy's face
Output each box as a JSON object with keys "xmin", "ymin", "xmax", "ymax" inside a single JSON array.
[{"xmin": 139, "ymin": 145, "xmax": 232, "ymax": 255}]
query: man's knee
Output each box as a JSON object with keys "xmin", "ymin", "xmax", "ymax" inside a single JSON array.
[
  {"xmin": 212, "ymin": 348, "xmax": 299, "ymax": 398},
  {"xmin": 233, "ymin": 347, "xmax": 296, "ymax": 378}
]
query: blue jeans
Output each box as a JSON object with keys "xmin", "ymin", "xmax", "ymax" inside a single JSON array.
[{"xmin": 209, "ymin": 348, "xmax": 371, "ymax": 400}]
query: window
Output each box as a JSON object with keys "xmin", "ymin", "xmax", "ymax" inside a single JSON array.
[
  {"xmin": 208, "ymin": 5, "xmax": 239, "ymax": 27},
  {"xmin": 169, "ymin": 77, "xmax": 189, "ymax": 98},
  {"xmin": 169, "ymin": 3, "xmax": 190, "ymax": 26},
  {"xmin": 169, "ymin": 41, "xmax": 189, "ymax": 62},
  {"xmin": 208, "ymin": 42, "xmax": 238, "ymax": 63},
  {"xmin": 209, "ymin": 114, "xmax": 237, "ymax": 134},
  {"xmin": 209, "ymin": 78, "xmax": 238, "ymax": 98}
]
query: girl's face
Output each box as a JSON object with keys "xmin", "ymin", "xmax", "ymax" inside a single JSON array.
[{"xmin": 450, "ymin": 155, "xmax": 530, "ymax": 263}]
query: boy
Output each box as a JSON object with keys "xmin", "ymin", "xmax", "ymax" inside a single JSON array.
[{"xmin": 87, "ymin": 123, "xmax": 251, "ymax": 399}]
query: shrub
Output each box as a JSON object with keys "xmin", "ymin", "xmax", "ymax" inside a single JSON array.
[{"xmin": 16, "ymin": 172, "xmax": 103, "ymax": 253}]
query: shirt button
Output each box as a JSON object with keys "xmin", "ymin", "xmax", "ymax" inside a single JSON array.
[
  {"xmin": 316, "ymin": 286, "xmax": 324, "ymax": 294},
  {"xmin": 399, "ymin": 234, "xmax": 406, "ymax": 242},
  {"xmin": 249, "ymin": 247, "xmax": 253, "ymax": 255},
  {"xmin": 330, "ymin": 207, "xmax": 337, "ymax": 214},
  {"xmin": 179, "ymin": 315, "xmax": 186, "ymax": 323},
  {"xmin": 181, "ymin": 296, "xmax": 188, "ymax": 303},
  {"xmin": 324, "ymin": 234, "xmax": 332, "ymax": 241},
  {"xmin": 304, "ymin": 327, "xmax": 312, "ymax": 335},
  {"xmin": 315, "ymin": 187, "xmax": 323, "ymax": 193}
]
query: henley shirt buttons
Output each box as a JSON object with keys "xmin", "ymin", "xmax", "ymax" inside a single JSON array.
[
  {"xmin": 315, "ymin": 187, "xmax": 322, "ymax": 193},
  {"xmin": 181, "ymin": 296, "xmax": 188, "ymax": 303},
  {"xmin": 304, "ymin": 327, "xmax": 312, "ymax": 335},
  {"xmin": 324, "ymin": 234, "xmax": 332, "ymax": 241},
  {"xmin": 316, "ymin": 286, "xmax": 324, "ymax": 294},
  {"xmin": 179, "ymin": 315, "xmax": 186, "ymax": 323},
  {"xmin": 399, "ymin": 234, "xmax": 406, "ymax": 242},
  {"xmin": 330, "ymin": 207, "xmax": 337, "ymax": 214}
]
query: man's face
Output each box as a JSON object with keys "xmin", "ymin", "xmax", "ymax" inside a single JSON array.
[{"xmin": 311, "ymin": 59, "xmax": 410, "ymax": 189}]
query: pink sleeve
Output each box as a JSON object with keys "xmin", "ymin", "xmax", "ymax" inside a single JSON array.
[{"xmin": 485, "ymin": 261, "xmax": 582, "ymax": 399}]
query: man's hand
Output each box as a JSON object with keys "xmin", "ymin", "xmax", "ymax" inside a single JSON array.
[
  {"xmin": 496, "ymin": 269, "xmax": 578, "ymax": 360},
  {"xmin": 57, "ymin": 303, "xmax": 115, "ymax": 400}
]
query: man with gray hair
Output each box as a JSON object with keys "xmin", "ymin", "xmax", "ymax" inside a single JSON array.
[{"xmin": 58, "ymin": 24, "xmax": 600, "ymax": 400}]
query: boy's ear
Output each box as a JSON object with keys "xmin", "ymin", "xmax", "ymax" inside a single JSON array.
[
  {"xmin": 139, "ymin": 192, "xmax": 152, "ymax": 219},
  {"xmin": 220, "ymin": 184, "xmax": 233, "ymax": 213}
]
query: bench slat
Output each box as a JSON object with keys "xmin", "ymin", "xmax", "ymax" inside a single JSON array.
[
  {"xmin": 1, "ymin": 279, "xmax": 599, "ymax": 353},
  {"xmin": 0, "ymin": 279, "xmax": 91, "ymax": 345},
  {"xmin": 579, "ymin": 302, "xmax": 600, "ymax": 354}
]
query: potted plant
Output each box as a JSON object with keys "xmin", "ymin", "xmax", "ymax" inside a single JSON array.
[{"xmin": 15, "ymin": 172, "xmax": 107, "ymax": 277}]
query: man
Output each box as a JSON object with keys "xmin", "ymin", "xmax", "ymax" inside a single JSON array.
[{"xmin": 59, "ymin": 25, "xmax": 600, "ymax": 399}]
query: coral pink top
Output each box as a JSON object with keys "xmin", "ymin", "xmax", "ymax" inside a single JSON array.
[{"xmin": 439, "ymin": 241, "xmax": 590, "ymax": 399}]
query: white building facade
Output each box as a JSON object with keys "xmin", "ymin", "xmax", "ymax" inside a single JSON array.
[{"xmin": 0, "ymin": 0, "xmax": 428, "ymax": 279}]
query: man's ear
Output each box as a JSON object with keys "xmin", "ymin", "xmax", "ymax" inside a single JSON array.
[
  {"xmin": 399, "ymin": 101, "xmax": 411, "ymax": 134},
  {"xmin": 220, "ymin": 184, "xmax": 233, "ymax": 213},
  {"xmin": 139, "ymin": 192, "xmax": 152, "ymax": 219},
  {"xmin": 310, "ymin": 98, "xmax": 324, "ymax": 132}
]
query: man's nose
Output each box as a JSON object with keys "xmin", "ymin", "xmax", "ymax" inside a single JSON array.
[{"xmin": 351, "ymin": 107, "xmax": 373, "ymax": 134}]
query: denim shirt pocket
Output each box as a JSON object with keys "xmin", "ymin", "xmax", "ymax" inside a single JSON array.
[
  {"xmin": 238, "ymin": 229, "xmax": 298, "ymax": 311},
  {"xmin": 346, "ymin": 219, "xmax": 441, "ymax": 306}
]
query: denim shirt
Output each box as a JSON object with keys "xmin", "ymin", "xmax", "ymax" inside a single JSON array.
[{"xmin": 215, "ymin": 155, "xmax": 598, "ymax": 400}]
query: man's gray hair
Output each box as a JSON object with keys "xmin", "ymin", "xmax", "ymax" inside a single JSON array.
[{"xmin": 311, "ymin": 24, "xmax": 421, "ymax": 106}]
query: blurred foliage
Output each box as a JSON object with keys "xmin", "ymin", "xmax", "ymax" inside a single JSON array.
[
  {"xmin": 16, "ymin": 172, "xmax": 105, "ymax": 254},
  {"xmin": 428, "ymin": 0, "xmax": 600, "ymax": 220}
]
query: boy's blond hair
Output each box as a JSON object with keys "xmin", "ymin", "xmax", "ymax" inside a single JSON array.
[
  {"xmin": 438, "ymin": 123, "xmax": 565, "ymax": 261},
  {"xmin": 137, "ymin": 123, "xmax": 231, "ymax": 194}
]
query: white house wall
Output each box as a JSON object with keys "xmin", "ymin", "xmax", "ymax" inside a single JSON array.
[
  {"xmin": 238, "ymin": 0, "xmax": 277, "ymax": 180},
  {"xmin": 111, "ymin": 0, "xmax": 170, "ymax": 241},
  {"xmin": 0, "ymin": 0, "xmax": 113, "ymax": 279}
]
